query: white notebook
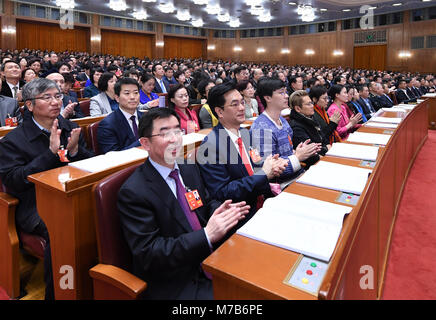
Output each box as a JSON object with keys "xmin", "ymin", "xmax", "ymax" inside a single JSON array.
[
  {"xmin": 69, "ymin": 147, "xmax": 148, "ymax": 173},
  {"xmin": 182, "ymin": 133, "xmax": 206, "ymax": 146},
  {"xmin": 346, "ymin": 132, "xmax": 391, "ymax": 146},
  {"xmin": 296, "ymin": 161, "xmax": 372, "ymax": 195},
  {"xmin": 423, "ymin": 93, "xmax": 436, "ymax": 98},
  {"xmin": 364, "ymin": 122, "xmax": 398, "ymax": 129},
  {"xmin": 326, "ymin": 143, "xmax": 379, "ymax": 161},
  {"xmin": 237, "ymin": 192, "xmax": 353, "ymax": 262},
  {"xmin": 369, "ymin": 117, "xmax": 402, "ymax": 124}
]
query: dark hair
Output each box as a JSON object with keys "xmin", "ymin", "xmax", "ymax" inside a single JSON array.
[
  {"xmin": 114, "ymin": 77, "xmax": 140, "ymax": 96},
  {"xmin": 309, "ymin": 85, "xmax": 328, "ymax": 103},
  {"xmin": 256, "ymin": 78, "xmax": 286, "ymax": 108},
  {"xmin": 207, "ymin": 82, "xmax": 237, "ymax": 119},
  {"xmin": 167, "ymin": 83, "xmax": 187, "ymax": 109},
  {"xmin": 98, "ymin": 72, "xmax": 117, "ymax": 92},
  {"xmin": 233, "ymin": 65, "xmax": 248, "ymax": 75},
  {"xmin": 27, "ymin": 58, "xmax": 41, "ymax": 68},
  {"xmin": 174, "ymin": 70, "xmax": 184, "ymax": 80},
  {"xmin": 138, "ymin": 107, "xmax": 180, "ymax": 138},
  {"xmin": 328, "ymin": 84, "xmax": 345, "ymax": 101},
  {"xmin": 140, "ymin": 72, "xmax": 155, "ymax": 84},
  {"xmin": 152, "ymin": 63, "xmax": 162, "ymax": 75},
  {"xmin": 61, "ymin": 72, "xmax": 75, "ymax": 84},
  {"xmin": 1, "ymin": 60, "xmax": 20, "ymax": 72},
  {"xmin": 90, "ymin": 67, "xmax": 104, "ymax": 85},
  {"xmin": 57, "ymin": 62, "xmax": 71, "ymax": 72},
  {"xmin": 123, "ymin": 69, "xmax": 139, "ymax": 79},
  {"xmin": 197, "ymin": 79, "xmax": 215, "ymax": 97},
  {"xmin": 235, "ymin": 80, "xmax": 252, "ymax": 93},
  {"xmin": 107, "ymin": 65, "xmax": 119, "ymax": 73},
  {"xmin": 21, "ymin": 67, "xmax": 37, "ymax": 81},
  {"xmin": 356, "ymin": 85, "xmax": 367, "ymax": 93},
  {"xmin": 288, "ymin": 76, "xmax": 301, "ymax": 84}
]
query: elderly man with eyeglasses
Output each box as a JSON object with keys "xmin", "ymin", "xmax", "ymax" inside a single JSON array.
[{"xmin": 0, "ymin": 78, "xmax": 94, "ymax": 300}]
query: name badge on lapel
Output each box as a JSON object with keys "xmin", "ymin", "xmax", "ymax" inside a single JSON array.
[
  {"xmin": 57, "ymin": 146, "xmax": 69, "ymax": 163},
  {"xmin": 185, "ymin": 189, "xmax": 203, "ymax": 210},
  {"xmin": 249, "ymin": 147, "xmax": 262, "ymax": 163}
]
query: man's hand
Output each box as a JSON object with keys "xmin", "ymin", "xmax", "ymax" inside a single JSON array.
[
  {"xmin": 49, "ymin": 119, "xmax": 61, "ymax": 154},
  {"xmin": 204, "ymin": 200, "xmax": 250, "ymax": 244},
  {"xmin": 295, "ymin": 139, "xmax": 322, "ymax": 161},
  {"xmin": 66, "ymin": 127, "xmax": 81, "ymax": 156},
  {"xmin": 262, "ymin": 154, "xmax": 288, "ymax": 179},
  {"xmin": 61, "ymin": 100, "xmax": 77, "ymax": 119}
]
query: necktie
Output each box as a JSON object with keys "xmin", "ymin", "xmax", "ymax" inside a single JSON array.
[
  {"xmin": 12, "ymin": 86, "xmax": 18, "ymax": 99},
  {"xmin": 353, "ymin": 102, "xmax": 368, "ymax": 122},
  {"xmin": 130, "ymin": 115, "xmax": 139, "ymax": 139},
  {"xmin": 160, "ymin": 80, "xmax": 167, "ymax": 93},
  {"xmin": 385, "ymin": 94, "xmax": 393, "ymax": 103},
  {"xmin": 365, "ymin": 99, "xmax": 375, "ymax": 113},
  {"xmin": 168, "ymin": 169, "xmax": 202, "ymax": 231},
  {"xmin": 236, "ymin": 138, "xmax": 253, "ymax": 176}
]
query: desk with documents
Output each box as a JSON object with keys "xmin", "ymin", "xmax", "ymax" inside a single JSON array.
[{"xmin": 203, "ymin": 101, "xmax": 428, "ymax": 300}]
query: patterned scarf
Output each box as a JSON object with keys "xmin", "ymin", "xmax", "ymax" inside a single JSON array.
[{"xmin": 314, "ymin": 104, "xmax": 342, "ymax": 144}]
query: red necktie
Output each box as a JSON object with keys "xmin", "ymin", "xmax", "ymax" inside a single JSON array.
[{"xmin": 237, "ymin": 137, "xmax": 253, "ymax": 176}]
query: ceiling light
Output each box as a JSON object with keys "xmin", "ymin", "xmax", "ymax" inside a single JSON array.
[
  {"xmin": 56, "ymin": 0, "xmax": 75, "ymax": 9},
  {"xmin": 234, "ymin": 46, "xmax": 242, "ymax": 52},
  {"xmin": 159, "ymin": 2, "xmax": 175, "ymax": 13},
  {"xmin": 342, "ymin": 9, "xmax": 351, "ymax": 12},
  {"xmin": 297, "ymin": 5, "xmax": 315, "ymax": 22},
  {"xmin": 257, "ymin": 48, "xmax": 265, "ymax": 53},
  {"xmin": 192, "ymin": 17, "xmax": 204, "ymax": 27},
  {"xmin": 333, "ymin": 50, "xmax": 344, "ymax": 56},
  {"xmin": 229, "ymin": 18, "xmax": 241, "ymax": 28},
  {"xmin": 422, "ymin": 0, "xmax": 431, "ymax": 2},
  {"xmin": 288, "ymin": 2, "xmax": 297, "ymax": 5},
  {"xmin": 281, "ymin": 49, "xmax": 290, "ymax": 54},
  {"xmin": 259, "ymin": 11, "xmax": 272, "ymax": 22},
  {"xmin": 250, "ymin": 5, "xmax": 264, "ymax": 16},
  {"xmin": 176, "ymin": 8, "xmax": 191, "ymax": 21},
  {"xmin": 218, "ymin": 11, "xmax": 230, "ymax": 22},
  {"xmin": 392, "ymin": 3, "xmax": 402, "ymax": 6},
  {"xmin": 142, "ymin": 0, "xmax": 156, "ymax": 2},
  {"xmin": 207, "ymin": 45, "xmax": 216, "ymax": 50},
  {"xmin": 320, "ymin": 8, "xmax": 327, "ymax": 12},
  {"xmin": 246, "ymin": 0, "xmax": 262, "ymax": 5},
  {"xmin": 192, "ymin": 0, "xmax": 208, "ymax": 4},
  {"xmin": 399, "ymin": 51, "xmax": 411, "ymax": 58},
  {"xmin": 132, "ymin": 10, "xmax": 148, "ymax": 20},
  {"xmin": 109, "ymin": 0, "xmax": 127, "ymax": 11},
  {"xmin": 205, "ymin": 3, "xmax": 220, "ymax": 15},
  {"xmin": 156, "ymin": 41, "xmax": 164, "ymax": 47},
  {"xmin": 369, "ymin": 6, "xmax": 377, "ymax": 10}
]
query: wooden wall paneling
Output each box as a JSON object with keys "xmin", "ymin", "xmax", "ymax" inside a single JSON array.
[
  {"xmin": 101, "ymin": 30, "xmax": 153, "ymax": 58},
  {"xmin": 16, "ymin": 20, "xmax": 89, "ymax": 52},
  {"xmin": 163, "ymin": 36, "xmax": 205, "ymax": 59}
]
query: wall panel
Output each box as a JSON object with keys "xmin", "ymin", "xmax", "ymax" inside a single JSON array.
[
  {"xmin": 16, "ymin": 20, "xmax": 89, "ymax": 52},
  {"xmin": 164, "ymin": 36, "xmax": 205, "ymax": 59},
  {"xmin": 101, "ymin": 29, "xmax": 153, "ymax": 58}
]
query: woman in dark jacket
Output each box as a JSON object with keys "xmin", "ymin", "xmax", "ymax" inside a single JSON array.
[{"xmin": 288, "ymin": 90, "xmax": 329, "ymax": 168}]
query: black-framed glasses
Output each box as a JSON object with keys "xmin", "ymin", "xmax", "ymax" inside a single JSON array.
[{"xmin": 30, "ymin": 93, "xmax": 64, "ymax": 103}]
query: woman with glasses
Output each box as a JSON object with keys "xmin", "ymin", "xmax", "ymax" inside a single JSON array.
[
  {"xmin": 309, "ymin": 86, "xmax": 342, "ymax": 145},
  {"xmin": 288, "ymin": 90, "xmax": 329, "ymax": 167},
  {"xmin": 168, "ymin": 83, "xmax": 199, "ymax": 134},
  {"xmin": 236, "ymin": 80, "xmax": 259, "ymax": 120},
  {"xmin": 327, "ymin": 84, "xmax": 362, "ymax": 139}
]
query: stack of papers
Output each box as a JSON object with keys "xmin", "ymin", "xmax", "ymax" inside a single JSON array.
[
  {"xmin": 326, "ymin": 143, "xmax": 379, "ymax": 161},
  {"xmin": 182, "ymin": 133, "xmax": 206, "ymax": 146},
  {"xmin": 364, "ymin": 122, "xmax": 398, "ymax": 129},
  {"xmin": 237, "ymin": 192, "xmax": 353, "ymax": 262},
  {"xmin": 423, "ymin": 93, "xmax": 436, "ymax": 98},
  {"xmin": 369, "ymin": 117, "xmax": 402, "ymax": 124},
  {"xmin": 281, "ymin": 109, "xmax": 291, "ymax": 117},
  {"xmin": 395, "ymin": 104, "xmax": 416, "ymax": 110},
  {"xmin": 296, "ymin": 161, "xmax": 372, "ymax": 195},
  {"xmin": 346, "ymin": 132, "xmax": 391, "ymax": 146},
  {"xmin": 69, "ymin": 147, "xmax": 148, "ymax": 173},
  {"xmin": 381, "ymin": 108, "xmax": 406, "ymax": 113}
]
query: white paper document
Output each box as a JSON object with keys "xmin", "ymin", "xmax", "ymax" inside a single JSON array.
[
  {"xmin": 381, "ymin": 108, "xmax": 406, "ymax": 113},
  {"xmin": 281, "ymin": 108, "xmax": 291, "ymax": 117},
  {"xmin": 326, "ymin": 143, "xmax": 379, "ymax": 161},
  {"xmin": 346, "ymin": 132, "xmax": 391, "ymax": 146},
  {"xmin": 296, "ymin": 161, "xmax": 372, "ymax": 195},
  {"xmin": 395, "ymin": 104, "xmax": 416, "ymax": 110},
  {"xmin": 236, "ymin": 192, "xmax": 353, "ymax": 262},
  {"xmin": 364, "ymin": 122, "xmax": 398, "ymax": 129},
  {"xmin": 423, "ymin": 93, "xmax": 436, "ymax": 98},
  {"xmin": 182, "ymin": 132, "xmax": 206, "ymax": 146},
  {"xmin": 69, "ymin": 147, "xmax": 148, "ymax": 173},
  {"xmin": 369, "ymin": 117, "xmax": 402, "ymax": 124}
]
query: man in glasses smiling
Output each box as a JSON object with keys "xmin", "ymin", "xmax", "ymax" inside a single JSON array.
[{"xmin": 0, "ymin": 78, "xmax": 94, "ymax": 299}]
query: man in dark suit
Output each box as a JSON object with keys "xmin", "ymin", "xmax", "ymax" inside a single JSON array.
[
  {"xmin": 97, "ymin": 77, "xmax": 142, "ymax": 154},
  {"xmin": 45, "ymin": 73, "xmax": 84, "ymax": 119},
  {"xmin": 0, "ymin": 78, "xmax": 93, "ymax": 299},
  {"xmin": 152, "ymin": 63, "xmax": 170, "ymax": 94},
  {"xmin": 357, "ymin": 85, "xmax": 376, "ymax": 119},
  {"xmin": 118, "ymin": 107, "xmax": 249, "ymax": 299},
  {"xmin": 380, "ymin": 83, "xmax": 395, "ymax": 108},
  {"xmin": 197, "ymin": 82, "xmax": 287, "ymax": 233},
  {"xmin": 0, "ymin": 80, "xmax": 22, "ymax": 126},
  {"xmin": 1, "ymin": 61, "xmax": 25, "ymax": 99},
  {"xmin": 396, "ymin": 80, "xmax": 417, "ymax": 104}
]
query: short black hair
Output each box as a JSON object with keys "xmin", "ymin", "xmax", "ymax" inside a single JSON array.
[
  {"xmin": 114, "ymin": 77, "xmax": 140, "ymax": 96},
  {"xmin": 167, "ymin": 83, "xmax": 187, "ymax": 109},
  {"xmin": 256, "ymin": 78, "xmax": 286, "ymax": 108},
  {"xmin": 138, "ymin": 107, "xmax": 180, "ymax": 138},
  {"xmin": 207, "ymin": 82, "xmax": 237, "ymax": 119},
  {"xmin": 140, "ymin": 72, "xmax": 155, "ymax": 84},
  {"xmin": 197, "ymin": 79, "xmax": 215, "ymax": 97},
  {"xmin": 309, "ymin": 85, "xmax": 328, "ymax": 102},
  {"xmin": 98, "ymin": 72, "xmax": 117, "ymax": 92},
  {"xmin": 328, "ymin": 84, "xmax": 345, "ymax": 100},
  {"xmin": 1, "ymin": 60, "xmax": 20, "ymax": 72},
  {"xmin": 61, "ymin": 72, "xmax": 75, "ymax": 84},
  {"xmin": 90, "ymin": 67, "xmax": 104, "ymax": 85}
]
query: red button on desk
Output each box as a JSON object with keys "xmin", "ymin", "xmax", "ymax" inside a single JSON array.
[{"xmin": 306, "ymin": 270, "xmax": 313, "ymax": 276}]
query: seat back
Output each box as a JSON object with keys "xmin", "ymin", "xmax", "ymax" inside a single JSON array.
[
  {"xmin": 87, "ymin": 121, "xmax": 101, "ymax": 155},
  {"xmin": 190, "ymin": 104, "xmax": 202, "ymax": 120},
  {"xmin": 79, "ymin": 99, "xmax": 90, "ymax": 117},
  {"xmin": 389, "ymin": 92, "xmax": 398, "ymax": 105},
  {"xmin": 93, "ymin": 163, "xmax": 141, "ymax": 271}
]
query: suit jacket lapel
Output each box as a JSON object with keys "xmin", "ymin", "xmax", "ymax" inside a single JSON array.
[
  {"xmin": 144, "ymin": 160, "xmax": 193, "ymax": 233},
  {"xmin": 114, "ymin": 108, "xmax": 136, "ymax": 142}
]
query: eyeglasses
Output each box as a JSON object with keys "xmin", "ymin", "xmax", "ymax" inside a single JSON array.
[
  {"xmin": 225, "ymin": 100, "xmax": 246, "ymax": 108},
  {"xmin": 148, "ymin": 129, "xmax": 183, "ymax": 140},
  {"xmin": 30, "ymin": 93, "xmax": 64, "ymax": 102},
  {"xmin": 303, "ymin": 101, "xmax": 314, "ymax": 106}
]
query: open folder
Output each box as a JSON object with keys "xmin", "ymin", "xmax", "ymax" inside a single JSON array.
[
  {"xmin": 237, "ymin": 192, "xmax": 353, "ymax": 262},
  {"xmin": 326, "ymin": 143, "xmax": 379, "ymax": 161},
  {"xmin": 346, "ymin": 132, "xmax": 391, "ymax": 146},
  {"xmin": 296, "ymin": 161, "xmax": 372, "ymax": 195}
]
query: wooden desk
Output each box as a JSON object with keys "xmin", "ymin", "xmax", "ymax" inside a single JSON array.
[
  {"xmin": 421, "ymin": 96, "xmax": 436, "ymax": 130},
  {"xmin": 203, "ymin": 101, "xmax": 428, "ymax": 300}
]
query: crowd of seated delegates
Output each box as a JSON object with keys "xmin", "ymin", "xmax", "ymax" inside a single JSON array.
[{"xmin": 90, "ymin": 72, "xmax": 118, "ymax": 117}]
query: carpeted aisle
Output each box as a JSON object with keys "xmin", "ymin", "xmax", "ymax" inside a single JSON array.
[{"xmin": 382, "ymin": 130, "xmax": 436, "ymax": 300}]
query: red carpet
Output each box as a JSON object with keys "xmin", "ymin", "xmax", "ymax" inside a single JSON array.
[
  {"xmin": 382, "ymin": 130, "xmax": 436, "ymax": 300},
  {"xmin": 0, "ymin": 287, "xmax": 9, "ymax": 300}
]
